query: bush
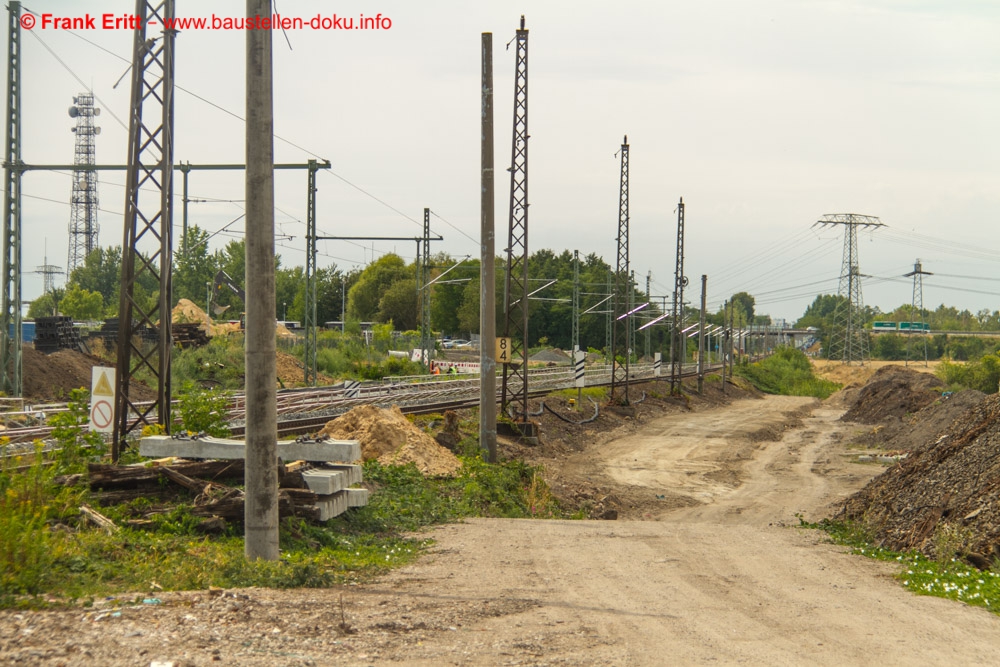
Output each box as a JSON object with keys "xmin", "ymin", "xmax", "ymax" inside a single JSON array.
[
  {"xmin": 734, "ymin": 347, "xmax": 839, "ymax": 399},
  {"xmin": 937, "ymin": 354, "xmax": 1000, "ymax": 393}
]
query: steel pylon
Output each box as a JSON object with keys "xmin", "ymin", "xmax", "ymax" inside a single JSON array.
[
  {"xmin": 610, "ymin": 135, "xmax": 630, "ymax": 404},
  {"xmin": 817, "ymin": 213, "xmax": 885, "ymax": 365},
  {"xmin": 671, "ymin": 198, "xmax": 686, "ymax": 392},
  {"xmin": 113, "ymin": 0, "xmax": 176, "ymax": 459},
  {"xmin": 905, "ymin": 259, "xmax": 932, "ymax": 367},
  {"xmin": 1, "ymin": 0, "xmax": 23, "ymax": 396},
  {"xmin": 500, "ymin": 16, "xmax": 530, "ymax": 425}
]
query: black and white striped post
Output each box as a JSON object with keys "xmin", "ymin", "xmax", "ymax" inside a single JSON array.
[{"xmin": 574, "ymin": 347, "xmax": 586, "ymax": 410}]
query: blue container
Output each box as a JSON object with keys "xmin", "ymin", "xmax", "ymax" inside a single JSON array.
[{"xmin": 8, "ymin": 321, "xmax": 36, "ymax": 343}]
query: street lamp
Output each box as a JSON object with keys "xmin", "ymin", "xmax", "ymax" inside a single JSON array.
[
  {"xmin": 283, "ymin": 302, "xmax": 287, "ymax": 321},
  {"xmin": 206, "ymin": 281, "xmax": 211, "ymax": 320}
]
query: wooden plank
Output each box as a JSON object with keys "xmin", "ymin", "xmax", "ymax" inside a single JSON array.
[
  {"xmin": 139, "ymin": 436, "xmax": 361, "ymax": 463},
  {"xmin": 88, "ymin": 460, "xmax": 246, "ymax": 489}
]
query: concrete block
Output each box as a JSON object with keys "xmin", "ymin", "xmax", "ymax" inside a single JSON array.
[
  {"xmin": 346, "ymin": 488, "xmax": 369, "ymax": 508},
  {"xmin": 301, "ymin": 469, "xmax": 346, "ymax": 495},
  {"xmin": 321, "ymin": 464, "xmax": 363, "ymax": 486},
  {"xmin": 139, "ymin": 436, "xmax": 361, "ymax": 463}
]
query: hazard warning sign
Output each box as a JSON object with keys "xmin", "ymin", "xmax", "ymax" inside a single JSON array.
[{"xmin": 90, "ymin": 367, "xmax": 116, "ymax": 433}]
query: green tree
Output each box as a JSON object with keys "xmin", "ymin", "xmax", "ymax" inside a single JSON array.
[
  {"xmin": 59, "ymin": 285, "xmax": 104, "ymax": 321},
  {"xmin": 730, "ymin": 292, "xmax": 756, "ymax": 328},
  {"xmin": 378, "ymin": 278, "xmax": 418, "ymax": 330},
  {"xmin": 347, "ymin": 254, "xmax": 410, "ymax": 321},
  {"xmin": 68, "ymin": 246, "xmax": 122, "ymax": 316},
  {"xmin": 27, "ymin": 288, "xmax": 65, "ymax": 319},
  {"xmin": 173, "ymin": 226, "xmax": 218, "ymax": 309}
]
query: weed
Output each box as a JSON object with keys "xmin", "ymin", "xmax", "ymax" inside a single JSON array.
[
  {"xmin": 802, "ymin": 517, "xmax": 1000, "ymax": 614},
  {"xmin": 173, "ymin": 388, "xmax": 231, "ymax": 437},
  {"xmin": 735, "ymin": 347, "xmax": 840, "ymax": 398}
]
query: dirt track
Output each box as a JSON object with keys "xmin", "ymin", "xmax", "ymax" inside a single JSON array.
[{"xmin": 5, "ymin": 396, "xmax": 1000, "ymax": 665}]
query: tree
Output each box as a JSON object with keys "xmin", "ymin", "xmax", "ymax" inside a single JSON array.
[
  {"xmin": 68, "ymin": 246, "xmax": 122, "ymax": 316},
  {"xmin": 378, "ymin": 278, "xmax": 418, "ymax": 330},
  {"xmin": 212, "ymin": 240, "xmax": 246, "ymax": 311},
  {"xmin": 347, "ymin": 254, "xmax": 410, "ymax": 321},
  {"xmin": 730, "ymin": 292, "xmax": 755, "ymax": 328},
  {"xmin": 173, "ymin": 226, "xmax": 218, "ymax": 309},
  {"xmin": 59, "ymin": 285, "xmax": 104, "ymax": 321},
  {"xmin": 27, "ymin": 288, "xmax": 64, "ymax": 319}
]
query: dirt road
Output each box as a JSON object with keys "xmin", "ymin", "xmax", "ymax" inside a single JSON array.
[{"xmin": 5, "ymin": 395, "xmax": 1000, "ymax": 665}]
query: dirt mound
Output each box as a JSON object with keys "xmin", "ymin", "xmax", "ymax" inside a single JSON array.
[
  {"xmin": 317, "ymin": 405, "xmax": 461, "ymax": 476},
  {"xmin": 839, "ymin": 393, "xmax": 1000, "ymax": 564},
  {"xmin": 529, "ymin": 348, "xmax": 570, "ymax": 363},
  {"xmin": 812, "ymin": 360, "xmax": 939, "ymax": 388},
  {"xmin": 275, "ymin": 351, "xmax": 335, "ymax": 386},
  {"xmin": 172, "ymin": 298, "xmax": 209, "ymax": 326},
  {"xmin": 853, "ymin": 389, "xmax": 985, "ymax": 453},
  {"xmin": 840, "ymin": 366, "xmax": 943, "ymax": 424},
  {"xmin": 21, "ymin": 345, "xmax": 156, "ymax": 402}
]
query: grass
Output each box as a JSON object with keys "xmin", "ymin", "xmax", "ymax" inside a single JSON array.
[
  {"xmin": 553, "ymin": 386, "xmax": 608, "ymax": 401},
  {"xmin": 803, "ymin": 517, "xmax": 1000, "ymax": 613},
  {"xmin": 735, "ymin": 347, "xmax": 840, "ymax": 399}
]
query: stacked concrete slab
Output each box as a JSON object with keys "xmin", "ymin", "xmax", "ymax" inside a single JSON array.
[{"xmin": 140, "ymin": 435, "xmax": 369, "ymax": 520}]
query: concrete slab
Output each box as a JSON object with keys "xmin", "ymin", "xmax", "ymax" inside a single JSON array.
[
  {"xmin": 321, "ymin": 464, "xmax": 363, "ymax": 486},
  {"xmin": 139, "ymin": 436, "xmax": 361, "ymax": 463},
  {"xmin": 346, "ymin": 488, "xmax": 369, "ymax": 507},
  {"xmin": 301, "ymin": 469, "xmax": 346, "ymax": 495}
]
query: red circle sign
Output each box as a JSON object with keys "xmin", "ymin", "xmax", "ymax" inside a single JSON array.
[{"xmin": 91, "ymin": 399, "xmax": 113, "ymax": 430}]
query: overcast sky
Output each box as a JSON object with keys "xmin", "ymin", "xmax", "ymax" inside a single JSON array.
[{"xmin": 5, "ymin": 0, "xmax": 1000, "ymax": 323}]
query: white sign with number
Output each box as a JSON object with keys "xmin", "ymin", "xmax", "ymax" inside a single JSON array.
[{"xmin": 89, "ymin": 366, "xmax": 116, "ymax": 433}]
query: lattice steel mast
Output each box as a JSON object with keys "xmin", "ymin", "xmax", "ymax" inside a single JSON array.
[
  {"xmin": 817, "ymin": 213, "xmax": 885, "ymax": 365},
  {"xmin": 113, "ymin": 0, "xmax": 176, "ymax": 459},
  {"xmin": 420, "ymin": 208, "xmax": 431, "ymax": 369},
  {"xmin": 303, "ymin": 159, "xmax": 318, "ymax": 384},
  {"xmin": 670, "ymin": 198, "xmax": 686, "ymax": 392},
  {"xmin": 1, "ymin": 0, "xmax": 23, "ymax": 396},
  {"xmin": 500, "ymin": 15, "xmax": 531, "ymax": 429},
  {"xmin": 610, "ymin": 135, "xmax": 630, "ymax": 404},
  {"xmin": 67, "ymin": 93, "xmax": 100, "ymax": 275},
  {"xmin": 905, "ymin": 259, "xmax": 932, "ymax": 367}
]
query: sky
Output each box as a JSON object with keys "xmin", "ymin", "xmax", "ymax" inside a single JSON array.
[{"xmin": 4, "ymin": 0, "xmax": 1000, "ymax": 324}]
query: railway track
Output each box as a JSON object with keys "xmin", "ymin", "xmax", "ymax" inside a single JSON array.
[{"xmin": 2, "ymin": 361, "xmax": 723, "ymax": 446}]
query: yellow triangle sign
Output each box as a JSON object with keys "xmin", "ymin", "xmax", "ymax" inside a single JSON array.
[{"xmin": 93, "ymin": 371, "xmax": 114, "ymax": 397}]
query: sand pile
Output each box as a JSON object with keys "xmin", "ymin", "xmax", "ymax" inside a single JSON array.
[
  {"xmin": 317, "ymin": 405, "xmax": 461, "ymax": 476},
  {"xmin": 172, "ymin": 298, "xmax": 209, "ymax": 326},
  {"xmin": 839, "ymin": 392, "xmax": 1000, "ymax": 565},
  {"xmin": 840, "ymin": 366, "xmax": 943, "ymax": 424}
]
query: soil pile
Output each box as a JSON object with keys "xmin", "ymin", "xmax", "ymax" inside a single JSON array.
[
  {"xmin": 854, "ymin": 389, "xmax": 985, "ymax": 453},
  {"xmin": 529, "ymin": 348, "xmax": 571, "ymax": 363},
  {"xmin": 275, "ymin": 351, "xmax": 335, "ymax": 386},
  {"xmin": 317, "ymin": 405, "xmax": 461, "ymax": 476},
  {"xmin": 171, "ymin": 298, "xmax": 209, "ymax": 327},
  {"xmin": 21, "ymin": 345, "xmax": 156, "ymax": 401},
  {"xmin": 839, "ymin": 392, "xmax": 1000, "ymax": 564},
  {"xmin": 840, "ymin": 366, "xmax": 943, "ymax": 424}
]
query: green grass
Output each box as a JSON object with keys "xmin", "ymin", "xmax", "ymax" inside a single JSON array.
[
  {"xmin": 553, "ymin": 386, "xmax": 608, "ymax": 401},
  {"xmin": 735, "ymin": 347, "xmax": 840, "ymax": 399},
  {"xmin": 803, "ymin": 517, "xmax": 1000, "ymax": 613}
]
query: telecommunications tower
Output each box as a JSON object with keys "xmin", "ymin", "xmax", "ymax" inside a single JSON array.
[
  {"xmin": 66, "ymin": 92, "xmax": 100, "ymax": 275},
  {"xmin": 816, "ymin": 213, "xmax": 885, "ymax": 365}
]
